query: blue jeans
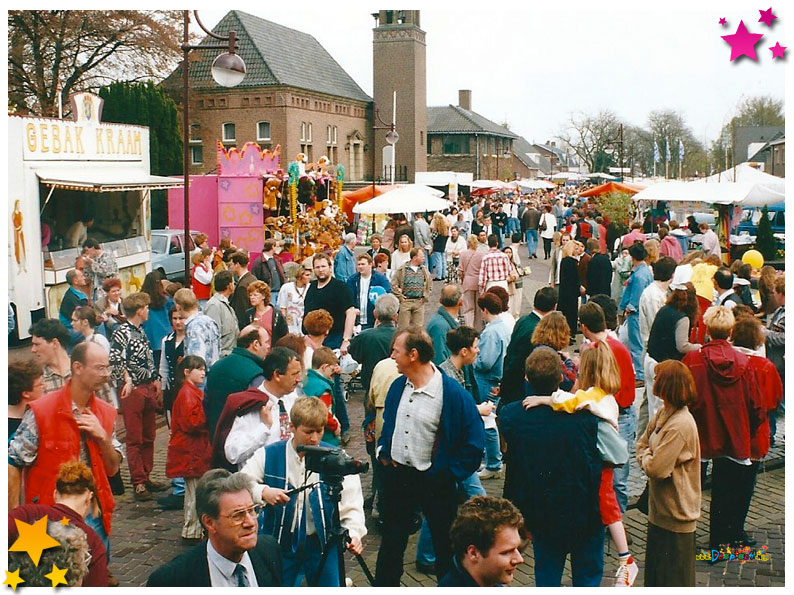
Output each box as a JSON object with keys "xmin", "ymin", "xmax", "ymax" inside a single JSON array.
[
  {"xmin": 85, "ymin": 512, "xmax": 110, "ymax": 562},
  {"xmin": 270, "ymin": 289, "xmax": 280, "ymax": 308},
  {"xmin": 626, "ymin": 313, "xmax": 644, "ymax": 382},
  {"xmin": 533, "ymin": 528, "xmax": 605, "ymax": 587},
  {"xmin": 282, "ymin": 535, "xmax": 340, "ymax": 586},
  {"xmin": 526, "ymin": 229, "xmax": 539, "ymax": 257},
  {"xmin": 484, "ymin": 427, "xmax": 502, "ymax": 471},
  {"xmin": 613, "ymin": 406, "xmax": 637, "ymax": 514},
  {"xmin": 430, "ymin": 251, "xmax": 446, "ymax": 280},
  {"xmin": 416, "ymin": 472, "xmax": 487, "ymax": 565}
]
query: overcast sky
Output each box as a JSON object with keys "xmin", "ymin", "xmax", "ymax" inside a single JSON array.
[{"xmin": 201, "ymin": 0, "xmax": 785, "ymax": 146}]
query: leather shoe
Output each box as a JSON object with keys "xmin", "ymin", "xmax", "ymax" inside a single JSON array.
[
  {"xmin": 107, "ymin": 573, "xmax": 120, "ymax": 587},
  {"xmin": 735, "ymin": 532, "xmax": 757, "ymax": 547},
  {"xmin": 145, "ymin": 480, "xmax": 169, "ymax": 492},
  {"xmin": 415, "ymin": 561, "xmax": 436, "ymax": 576},
  {"xmin": 156, "ymin": 493, "xmax": 185, "ymax": 510}
]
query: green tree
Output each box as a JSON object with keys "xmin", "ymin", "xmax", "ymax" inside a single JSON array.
[
  {"xmin": 755, "ymin": 206, "xmax": 777, "ymax": 262},
  {"xmin": 733, "ymin": 96, "xmax": 785, "ymax": 127},
  {"xmin": 99, "ymin": 81, "xmax": 183, "ymax": 227},
  {"xmin": 558, "ymin": 109, "xmax": 621, "ymax": 173}
]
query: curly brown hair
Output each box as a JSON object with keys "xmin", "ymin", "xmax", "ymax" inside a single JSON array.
[
  {"xmin": 55, "ymin": 461, "xmax": 96, "ymax": 496},
  {"xmin": 531, "ymin": 311, "xmax": 571, "ymax": 351},
  {"xmin": 450, "ymin": 496, "xmax": 525, "ymax": 558},
  {"xmin": 247, "ymin": 280, "xmax": 272, "ymax": 304}
]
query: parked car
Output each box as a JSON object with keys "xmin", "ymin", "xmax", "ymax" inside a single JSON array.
[
  {"xmin": 736, "ymin": 204, "xmax": 785, "ymax": 235},
  {"xmin": 151, "ymin": 229, "xmax": 200, "ymax": 281}
]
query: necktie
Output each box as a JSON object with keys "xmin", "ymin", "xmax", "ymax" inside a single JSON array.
[
  {"xmin": 233, "ymin": 564, "xmax": 249, "ymax": 587},
  {"xmin": 278, "ymin": 399, "xmax": 290, "ymax": 441}
]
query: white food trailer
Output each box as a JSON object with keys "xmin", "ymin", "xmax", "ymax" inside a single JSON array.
[{"xmin": 8, "ymin": 92, "xmax": 184, "ymax": 340}]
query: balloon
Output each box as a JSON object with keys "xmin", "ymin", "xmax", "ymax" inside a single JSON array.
[
  {"xmin": 368, "ymin": 285, "xmax": 387, "ymax": 305},
  {"xmin": 742, "ymin": 249, "xmax": 764, "ymax": 269}
]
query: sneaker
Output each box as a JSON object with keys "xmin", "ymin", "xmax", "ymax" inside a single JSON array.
[
  {"xmin": 133, "ymin": 484, "xmax": 152, "ymax": 501},
  {"xmin": 615, "ymin": 557, "xmax": 638, "ymax": 587},
  {"xmin": 477, "ymin": 468, "xmax": 503, "ymax": 480}
]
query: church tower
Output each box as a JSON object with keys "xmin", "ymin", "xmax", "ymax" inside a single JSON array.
[{"xmin": 372, "ymin": 10, "xmax": 427, "ymax": 182}]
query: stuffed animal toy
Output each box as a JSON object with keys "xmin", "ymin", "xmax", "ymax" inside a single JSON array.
[{"xmin": 263, "ymin": 178, "xmax": 281, "ymax": 211}]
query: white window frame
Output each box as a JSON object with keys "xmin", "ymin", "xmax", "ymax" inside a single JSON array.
[
  {"xmin": 300, "ymin": 122, "xmax": 306, "ymax": 142},
  {"xmin": 307, "ymin": 123, "xmax": 313, "ymax": 143},
  {"xmin": 256, "ymin": 121, "xmax": 271, "ymax": 142},
  {"xmin": 222, "ymin": 122, "xmax": 236, "ymax": 143}
]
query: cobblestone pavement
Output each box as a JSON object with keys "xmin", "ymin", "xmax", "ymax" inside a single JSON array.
[{"xmin": 22, "ymin": 239, "xmax": 786, "ymax": 587}]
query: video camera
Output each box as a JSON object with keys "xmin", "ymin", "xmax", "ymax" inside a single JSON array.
[{"xmin": 296, "ymin": 445, "xmax": 369, "ymax": 480}]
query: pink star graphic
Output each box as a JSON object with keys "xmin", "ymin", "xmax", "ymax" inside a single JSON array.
[
  {"xmin": 721, "ymin": 20, "xmax": 765, "ymax": 61},
  {"xmin": 719, "ymin": 17, "xmax": 727, "ymax": 26},
  {"xmin": 758, "ymin": 8, "xmax": 777, "ymax": 27},
  {"xmin": 770, "ymin": 42, "xmax": 787, "ymax": 59}
]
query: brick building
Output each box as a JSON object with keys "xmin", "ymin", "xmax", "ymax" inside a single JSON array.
[
  {"xmin": 427, "ymin": 90, "xmax": 517, "ymax": 180},
  {"xmin": 162, "ymin": 10, "xmax": 374, "ymax": 180}
]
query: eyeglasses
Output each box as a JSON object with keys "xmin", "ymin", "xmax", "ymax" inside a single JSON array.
[{"xmin": 222, "ymin": 504, "xmax": 263, "ymax": 524}]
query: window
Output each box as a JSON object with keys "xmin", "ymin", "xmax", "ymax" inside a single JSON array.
[
  {"xmin": 307, "ymin": 123, "xmax": 312, "ymax": 142},
  {"xmin": 300, "ymin": 122, "xmax": 306, "ymax": 142},
  {"xmin": 190, "ymin": 145, "xmax": 203, "ymax": 165},
  {"xmin": 300, "ymin": 144, "xmax": 313, "ymax": 162},
  {"xmin": 222, "ymin": 122, "xmax": 236, "ymax": 143},
  {"xmin": 189, "ymin": 123, "xmax": 201, "ymax": 141},
  {"xmin": 257, "ymin": 121, "xmax": 271, "ymax": 142},
  {"xmin": 442, "ymin": 135, "xmax": 470, "ymax": 155},
  {"xmin": 420, "ymin": 130, "xmax": 424, "ymax": 146},
  {"xmin": 327, "ymin": 125, "xmax": 338, "ymax": 145}
]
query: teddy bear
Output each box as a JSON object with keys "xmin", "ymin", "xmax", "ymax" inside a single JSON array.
[{"xmin": 263, "ymin": 177, "xmax": 281, "ymax": 211}]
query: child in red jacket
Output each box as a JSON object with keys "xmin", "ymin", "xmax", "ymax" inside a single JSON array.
[{"xmin": 166, "ymin": 355, "xmax": 211, "ymax": 540}]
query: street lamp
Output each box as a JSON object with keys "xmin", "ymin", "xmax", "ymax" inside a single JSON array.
[
  {"xmin": 371, "ymin": 102, "xmax": 399, "ymax": 202},
  {"xmin": 181, "ymin": 10, "xmax": 246, "ymax": 281}
]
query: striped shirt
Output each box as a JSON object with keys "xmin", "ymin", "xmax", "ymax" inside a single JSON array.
[{"xmin": 391, "ymin": 366, "xmax": 444, "ymax": 471}]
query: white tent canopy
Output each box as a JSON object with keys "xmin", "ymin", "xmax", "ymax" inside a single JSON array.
[
  {"xmin": 633, "ymin": 164, "xmax": 785, "ymax": 208},
  {"xmin": 415, "ymin": 171, "xmax": 474, "ymax": 187},
  {"xmin": 471, "ymin": 179, "xmax": 508, "ymax": 189},
  {"xmin": 587, "ymin": 172, "xmax": 617, "ymax": 180},
  {"xmin": 353, "ymin": 185, "xmax": 449, "ymax": 215},
  {"xmin": 517, "ymin": 178, "xmax": 556, "ymax": 190},
  {"xmin": 632, "ymin": 179, "xmax": 784, "ymax": 207}
]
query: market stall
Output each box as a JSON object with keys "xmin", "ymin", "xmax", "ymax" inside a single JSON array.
[
  {"xmin": 352, "ymin": 185, "xmax": 447, "ymax": 214},
  {"xmin": 579, "ymin": 181, "xmax": 646, "ymax": 197}
]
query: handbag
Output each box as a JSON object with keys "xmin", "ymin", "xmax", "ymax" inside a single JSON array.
[{"xmin": 539, "ymin": 217, "xmax": 547, "ymax": 232}]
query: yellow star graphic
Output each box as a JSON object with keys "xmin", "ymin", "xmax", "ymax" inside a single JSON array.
[
  {"xmin": 3, "ymin": 569, "xmax": 25, "ymax": 591},
  {"xmin": 59, "ymin": 518, "xmax": 70, "ymax": 527},
  {"xmin": 8, "ymin": 516, "xmax": 61, "ymax": 566},
  {"xmin": 44, "ymin": 564, "xmax": 68, "ymax": 588}
]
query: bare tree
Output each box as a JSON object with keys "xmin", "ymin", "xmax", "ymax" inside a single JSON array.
[
  {"xmin": 8, "ymin": 10, "xmax": 182, "ymax": 116},
  {"xmin": 558, "ymin": 109, "xmax": 621, "ymax": 173}
]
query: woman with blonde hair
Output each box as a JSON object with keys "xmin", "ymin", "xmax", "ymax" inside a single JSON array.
[
  {"xmin": 530, "ymin": 311, "xmax": 577, "ymax": 391},
  {"xmin": 391, "ymin": 232, "xmax": 413, "ymax": 273},
  {"xmin": 430, "ymin": 212, "xmax": 450, "ymax": 280},
  {"xmin": 558, "ymin": 239, "xmax": 582, "ymax": 341},
  {"xmin": 643, "ymin": 238, "xmax": 660, "ymax": 266}
]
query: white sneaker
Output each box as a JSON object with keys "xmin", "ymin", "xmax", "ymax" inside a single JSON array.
[
  {"xmin": 615, "ymin": 557, "xmax": 638, "ymax": 587},
  {"xmin": 477, "ymin": 468, "xmax": 503, "ymax": 480}
]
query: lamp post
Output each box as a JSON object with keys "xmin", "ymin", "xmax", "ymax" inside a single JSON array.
[
  {"xmin": 370, "ymin": 102, "xmax": 399, "ymax": 205},
  {"xmin": 181, "ymin": 10, "xmax": 246, "ymax": 281}
]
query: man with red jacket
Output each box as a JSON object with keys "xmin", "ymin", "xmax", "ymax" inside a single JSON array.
[
  {"xmin": 683, "ymin": 306, "xmax": 766, "ymax": 552},
  {"xmin": 8, "ymin": 341, "xmax": 123, "ymax": 556}
]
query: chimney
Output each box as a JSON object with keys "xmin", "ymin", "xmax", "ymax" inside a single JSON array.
[{"xmin": 458, "ymin": 89, "xmax": 472, "ymax": 111}]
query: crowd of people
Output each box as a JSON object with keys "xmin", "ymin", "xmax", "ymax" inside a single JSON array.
[{"xmin": 7, "ymin": 187, "xmax": 785, "ymax": 587}]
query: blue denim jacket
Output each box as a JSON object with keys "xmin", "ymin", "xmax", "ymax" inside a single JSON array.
[
  {"xmin": 618, "ymin": 262, "xmax": 653, "ymax": 313},
  {"xmin": 333, "ymin": 245, "xmax": 356, "ymax": 283}
]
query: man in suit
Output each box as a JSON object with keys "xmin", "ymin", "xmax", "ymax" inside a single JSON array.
[{"xmin": 147, "ymin": 469, "xmax": 282, "ymax": 587}]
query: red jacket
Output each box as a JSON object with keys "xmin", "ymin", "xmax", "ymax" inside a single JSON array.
[
  {"xmin": 604, "ymin": 335, "xmax": 636, "ymax": 408},
  {"xmin": 211, "ymin": 389, "xmax": 270, "ymax": 471},
  {"xmin": 742, "ymin": 353, "xmax": 783, "ymax": 460},
  {"xmin": 192, "ymin": 264, "xmax": 211, "ymax": 300},
  {"xmin": 26, "ymin": 384, "xmax": 117, "ymax": 535},
  {"xmin": 166, "ymin": 382, "xmax": 212, "ymax": 478},
  {"xmin": 683, "ymin": 340, "xmax": 766, "ymax": 460}
]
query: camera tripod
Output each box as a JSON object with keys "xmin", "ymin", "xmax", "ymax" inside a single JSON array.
[{"xmin": 308, "ymin": 475, "xmax": 375, "ymax": 587}]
